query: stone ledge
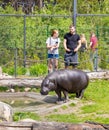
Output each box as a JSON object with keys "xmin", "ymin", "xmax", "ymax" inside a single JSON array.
[
  {"xmin": 0, "ymin": 121, "xmax": 107, "ymax": 130},
  {"xmin": 0, "ymin": 71, "xmax": 109, "ymax": 88}
]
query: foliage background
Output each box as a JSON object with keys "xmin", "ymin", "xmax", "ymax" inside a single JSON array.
[
  {"xmin": 0, "ymin": 0, "xmax": 109, "ymax": 76},
  {"xmin": 0, "ymin": 0, "xmax": 109, "ymax": 125}
]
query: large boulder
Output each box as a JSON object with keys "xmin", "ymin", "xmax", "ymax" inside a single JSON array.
[{"xmin": 0, "ymin": 102, "xmax": 13, "ymax": 122}]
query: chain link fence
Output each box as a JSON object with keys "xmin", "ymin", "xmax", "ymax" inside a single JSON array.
[{"xmin": 0, "ymin": 15, "xmax": 109, "ymax": 77}]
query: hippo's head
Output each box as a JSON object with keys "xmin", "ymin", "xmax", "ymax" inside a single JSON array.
[{"xmin": 40, "ymin": 78, "xmax": 56, "ymax": 95}]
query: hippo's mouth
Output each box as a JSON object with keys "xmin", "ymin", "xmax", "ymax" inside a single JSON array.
[{"xmin": 40, "ymin": 90, "xmax": 48, "ymax": 95}]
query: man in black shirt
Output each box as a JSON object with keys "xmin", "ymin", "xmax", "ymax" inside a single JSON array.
[{"xmin": 63, "ymin": 25, "xmax": 81, "ymax": 69}]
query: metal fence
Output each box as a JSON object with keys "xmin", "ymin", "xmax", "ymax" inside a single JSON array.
[{"xmin": 0, "ymin": 14, "xmax": 109, "ymax": 77}]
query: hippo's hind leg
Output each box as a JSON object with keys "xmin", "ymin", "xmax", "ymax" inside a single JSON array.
[{"xmin": 76, "ymin": 89, "xmax": 85, "ymax": 99}]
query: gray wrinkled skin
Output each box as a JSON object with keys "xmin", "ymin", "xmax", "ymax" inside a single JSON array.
[{"xmin": 40, "ymin": 69, "xmax": 89, "ymax": 102}]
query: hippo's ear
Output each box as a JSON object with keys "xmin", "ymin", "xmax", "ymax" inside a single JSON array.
[
  {"xmin": 42, "ymin": 79, "xmax": 49, "ymax": 86},
  {"xmin": 50, "ymin": 79, "xmax": 57, "ymax": 88}
]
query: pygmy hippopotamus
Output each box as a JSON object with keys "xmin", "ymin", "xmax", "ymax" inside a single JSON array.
[{"xmin": 40, "ymin": 69, "xmax": 89, "ymax": 102}]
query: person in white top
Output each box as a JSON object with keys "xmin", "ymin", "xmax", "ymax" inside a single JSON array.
[{"xmin": 46, "ymin": 30, "xmax": 60, "ymax": 73}]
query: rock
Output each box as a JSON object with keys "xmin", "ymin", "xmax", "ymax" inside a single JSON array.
[
  {"xmin": 19, "ymin": 118, "xmax": 37, "ymax": 123},
  {"xmin": 24, "ymin": 87, "xmax": 31, "ymax": 92},
  {"xmin": 87, "ymin": 71, "xmax": 109, "ymax": 79},
  {"xmin": 0, "ymin": 102, "xmax": 13, "ymax": 122}
]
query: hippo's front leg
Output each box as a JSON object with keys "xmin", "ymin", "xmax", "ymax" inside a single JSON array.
[{"xmin": 55, "ymin": 89, "xmax": 62, "ymax": 101}]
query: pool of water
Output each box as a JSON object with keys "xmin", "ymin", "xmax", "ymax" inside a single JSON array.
[
  {"xmin": 0, "ymin": 92, "xmax": 57, "ymax": 113},
  {"xmin": 0, "ymin": 97, "xmax": 44, "ymax": 107}
]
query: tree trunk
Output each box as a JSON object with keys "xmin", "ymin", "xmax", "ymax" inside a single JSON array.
[{"xmin": 0, "ymin": 71, "xmax": 109, "ymax": 88}]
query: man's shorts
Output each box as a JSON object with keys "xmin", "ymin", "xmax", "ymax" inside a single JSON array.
[
  {"xmin": 64, "ymin": 52, "xmax": 78, "ymax": 66},
  {"xmin": 48, "ymin": 54, "xmax": 59, "ymax": 59}
]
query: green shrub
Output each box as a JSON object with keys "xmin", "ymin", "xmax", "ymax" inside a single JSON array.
[
  {"xmin": 17, "ymin": 67, "xmax": 27, "ymax": 75},
  {"xmin": 3, "ymin": 66, "xmax": 27, "ymax": 75},
  {"xmin": 3, "ymin": 64, "xmax": 47, "ymax": 76},
  {"xmin": 3, "ymin": 67, "xmax": 14, "ymax": 75},
  {"xmin": 30, "ymin": 64, "xmax": 48, "ymax": 76},
  {"xmin": 0, "ymin": 86, "xmax": 8, "ymax": 92}
]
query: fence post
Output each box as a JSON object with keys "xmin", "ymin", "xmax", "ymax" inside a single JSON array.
[
  {"xmin": 46, "ymin": 25, "xmax": 49, "ymax": 37},
  {"xmin": 14, "ymin": 48, "xmax": 17, "ymax": 78},
  {"xmin": 94, "ymin": 48, "xmax": 98, "ymax": 71},
  {"xmin": 96, "ymin": 25, "xmax": 99, "ymax": 39},
  {"xmin": 73, "ymin": 0, "xmax": 77, "ymax": 26},
  {"xmin": 23, "ymin": 15, "xmax": 26, "ymax": 67}
]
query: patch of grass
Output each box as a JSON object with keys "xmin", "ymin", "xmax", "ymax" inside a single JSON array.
[
  {"xmin": 81, "ymin": 104, "xmax": 99, "ymax": 113},
  {"xmin": 13, "ymin": 112, "xmax": 41, "ymax": 121},
  {"xmin": 31, "ymin": 88, "xmax": 41, "ymax": 93},
  {"xmin": 49, "ymin": 91, "xmax": 56, "ymax": 95},
  {"xmin": 69, "ymin": 103, "xmax": 76, "ymax": 107},
  {"xmin": 0, "ymin": 86, "xmax": 8, "ymax": 92},
  {"xmin": 79, "ymin": 115, "xmax": 109, "ymax": 124},
  {"xmin": 45, "ymin": 112, "xmax": 109, "ymax": 124},
  {"xmin": 92, "ymin": 117, "xmax": 109, "ymax": 124},
  {"xmin": 85, "ymin": 80, "xmax": 109, "ymax": 102},
  {"xmin": 83, "ymin": 79, "xmax": 109, "ymax": 114},
  {"xmin": 61, "ymin": 105, "xmax": 68, "ymax": 110},
  {"xmin": 45, "ymin": 113, "xmax": 81, "ymax": 123},
  {"xmin": 53, "ymin": 109, "xmax": 58, "ymax": 112}
]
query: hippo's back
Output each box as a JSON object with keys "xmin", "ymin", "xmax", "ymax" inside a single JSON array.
[{"xmin": 56, "ymin": 69, "xmax": 89, "ymax": 93}]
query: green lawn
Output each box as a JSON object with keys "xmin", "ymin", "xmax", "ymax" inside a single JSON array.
[
  {"xmin": 42, "ymin": 80, "xmax": 109, "ymax": 124},
  {"xmin": 14, "ymin": 79, "xmax": 109, "ymax": 124}
]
